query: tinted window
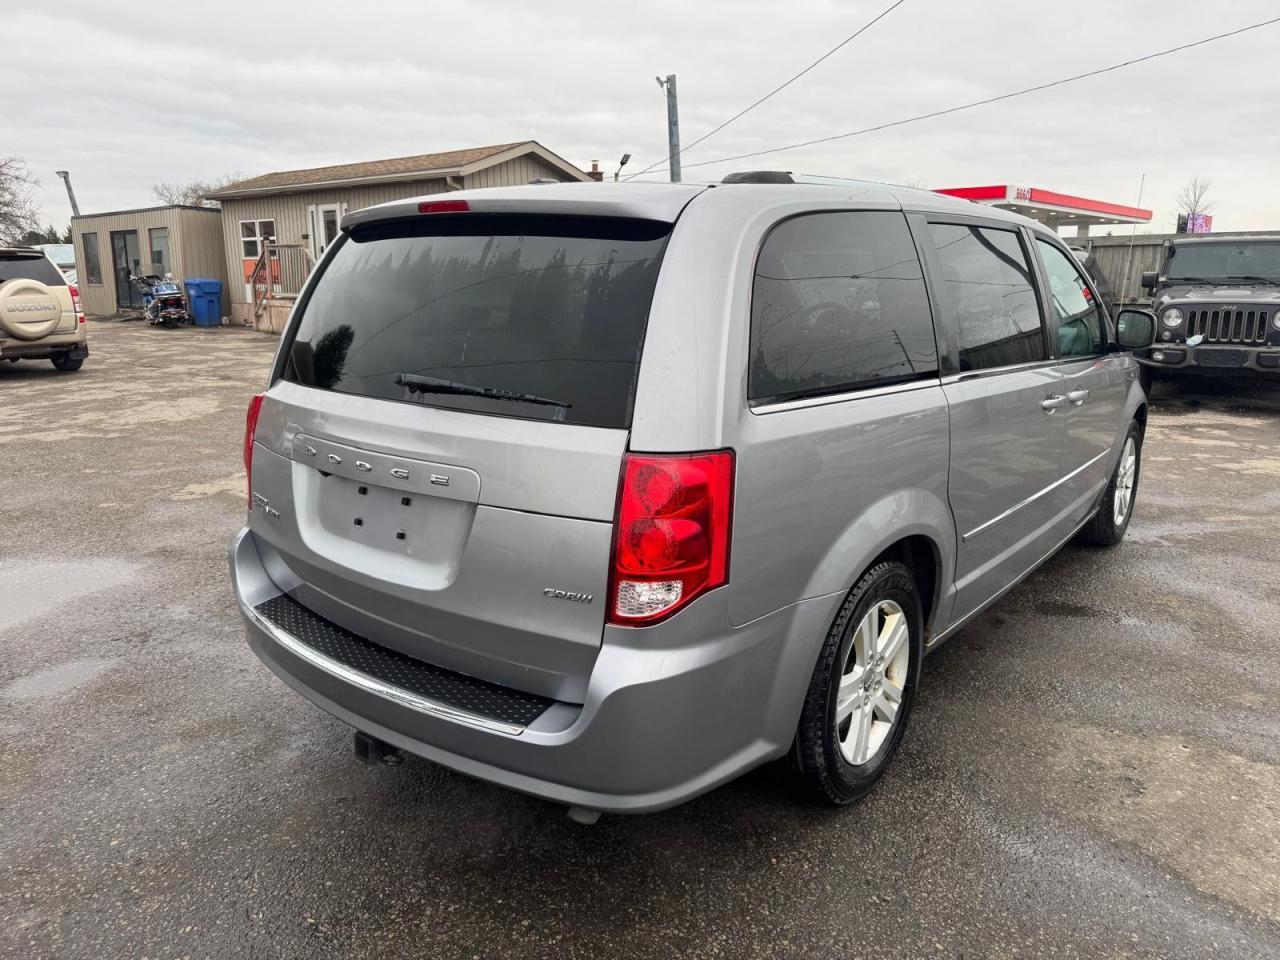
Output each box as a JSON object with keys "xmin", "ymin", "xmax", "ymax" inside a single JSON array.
[
  {"xmin": 0, "ymin": 253, "xmax": 65, "ymax": 286},
  {"xmin": 283, "ymin": 215, "xmax": 670, "ymax": 429},
  {"xmin": 1038, "ymin": 239, "xmax": 1103, "ymax": 358},
  {"xmin": 929, "ymin": 223, "xmax": 1042, "ymax": 371},
  {"xmin": 749, "ymin": 211, "xmax": 936, "ymax": 402}
]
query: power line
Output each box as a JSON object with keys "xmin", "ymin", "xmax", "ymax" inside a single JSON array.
[
  {"xmin": 635, "ymin": 14, "xmax": 1280, "ymax": 177},
  {"xmin": 623, "ymin": 0, "xmax": 908, "ymax": 181}
]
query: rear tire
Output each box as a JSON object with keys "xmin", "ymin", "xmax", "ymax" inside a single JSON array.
[
  {"xmin": 1079, "ymin": 420, "xmax": 1142, "ymax": 546},
  {"xmin": 793, "ymin": 561, "xmax": 923, "ymax": 805},
  {"xmin": 51, "ymin": 353, "xmax": 83, "ymax": 372}
]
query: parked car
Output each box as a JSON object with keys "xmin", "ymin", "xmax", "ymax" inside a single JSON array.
[
  {"xmin": 230, "ymin": 177, "xmax": 1156, "ymax": 815},
  {"xmin": 1139, "ymin": 235, "xmax": 1280, "ymax": 380},
  {"xmin": 33, "ymin": 243, "xmax": 77, "ymax": 280},
  {"xmin": 0, "ymin": 247, "xmax": 89, "ymax": 371}
]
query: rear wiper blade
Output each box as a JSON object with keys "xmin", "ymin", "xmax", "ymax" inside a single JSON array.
[
  {"xmin": 1225, "ymin": 275, "xmax": 1280, "ymax": 286},
  {"xmin": 1164, "ymin": 276, "xmax": 1221, "ymax": 285},
  {"xmin": 394, "ymin": 373, "xmax": 571, "ymax": 409}
]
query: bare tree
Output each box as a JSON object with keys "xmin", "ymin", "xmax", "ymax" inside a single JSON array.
[
  {"xmin": 1175, "ymin": 175, "xmax": 1216, "ymax": 219},
  {"xmin": 0, "ymin": 156, "xmax": 41, "ymax": 245},
  {"xmin": 151, "ymin": 173, "xmax": 243, "ymax": 208}
]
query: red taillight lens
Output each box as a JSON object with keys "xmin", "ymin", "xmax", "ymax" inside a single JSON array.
[
  {"xmin": 69, "ymin": 283, "xmax": 85, "ymax": 322},
  {"xmin": 417, "ymin": 199, "xmax": 470, "ymax": 214},
  {"xmin": 608, "ymin": 451, "xmax": 734, "ymax": 625},
  {"xmin": 243, "ymin": 394, "xmax": 265, "ymax": 509}
]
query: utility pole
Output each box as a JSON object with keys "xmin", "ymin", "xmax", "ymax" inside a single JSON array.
[
  {"xmin": 655, "ymin": 74, "xmax": 681, "ymax": 183},
  {"xmin": 55, "ymin": 170, "xmax": 81, "ymax": 217}
]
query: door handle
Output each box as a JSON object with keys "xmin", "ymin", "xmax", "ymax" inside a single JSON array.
[
  {"xmin": 1041, "ymin": 395, "xmax": 1068, "ymax": 412},
  {"xmin": 1067, "ymin": 388, "xmax": 1090, "ymax": 405}
]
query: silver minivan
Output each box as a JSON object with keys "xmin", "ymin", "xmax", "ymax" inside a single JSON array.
[{"xmin": 230, "ymin": 177, "xmax": 1156, "ymax": 814}]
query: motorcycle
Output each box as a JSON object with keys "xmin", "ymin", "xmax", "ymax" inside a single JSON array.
[{"xmin": 132, "ymin": 274, "xmax": 190, "ymax": 326}]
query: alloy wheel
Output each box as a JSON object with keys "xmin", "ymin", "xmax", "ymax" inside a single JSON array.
[
  {"xmin": 835, "ymin": 599, "xmax": 910, "ymax": 766},
  {"xmin": 1113, "ymin": 436, "xmax": 1137, "ymax": 526}
]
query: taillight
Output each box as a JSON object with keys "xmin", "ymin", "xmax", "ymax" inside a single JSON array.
[
  {"xmin": 608, "ymin": 451, "xmax": 734, "ymax": 625},
  {"xmin": 243, "ymin": 394, "xmax": 265, "ymax": 509},
  {"xmin": 69, "ymin": 283, "xmax": 85, "ymax": 322},
  {"xmin": 417, "ymin": 199, "xmax": 470, "ymax": 214}
]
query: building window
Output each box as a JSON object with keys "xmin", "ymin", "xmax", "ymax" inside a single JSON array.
[
  {"xmin": 148, "ymin": 227, "xmax": 170, "ymax": 275},
  {"xmin": 240, "ymin": 219, "xmax": 277, "ymax": 259},
  {"xmin": 749, "ymin": 211, "xmax": 937, "ymax": 404},
  {"xmin": 81, "ymin": 232, "xmax": 103, "ymax": 285},
  {"xmin": 927, "ymin": 223, "xmax": 1043, "ymax": 372}
]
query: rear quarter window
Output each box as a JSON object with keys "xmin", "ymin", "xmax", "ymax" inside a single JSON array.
[
  {"xmin": 0, "ymin": 255, "xmax": 66, "ymax": 286},
  {"xmin": 281, "ymin": 215, "xmax": 671, "ymax": 429},
  {"xmin": 749, "ymin": 211, "xmax": 937, "ymax": 404}
]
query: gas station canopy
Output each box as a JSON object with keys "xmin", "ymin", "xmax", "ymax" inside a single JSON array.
[{"xmin": 933, "ymin": 185, "xmax": 1152, "ymax": 234}]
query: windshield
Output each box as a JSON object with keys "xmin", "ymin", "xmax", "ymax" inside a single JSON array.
[
  {"xmin": 282, "ymin": 214, "xmax": 671, "ymax": 428},
  {"xmin": 1166, "ymin": 241, "xmax": 1280, "ymax": 282}
]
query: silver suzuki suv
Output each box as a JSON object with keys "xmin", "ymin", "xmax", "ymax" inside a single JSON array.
[{"xmin": 230, "ymin": 177, "xmax": 1156, "ymax": 814}]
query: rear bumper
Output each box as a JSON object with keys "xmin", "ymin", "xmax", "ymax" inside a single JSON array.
[
  {"xmin": 1136, "ymin": 345, "xmax": 1280, "ymax": 374},
  {"xmin": 229, "ymin": 527, "xmax": 841, "ymax": 813},
  {"xmin": 0, "ymin": 329, "xmax": 88, "ymax": 360}
]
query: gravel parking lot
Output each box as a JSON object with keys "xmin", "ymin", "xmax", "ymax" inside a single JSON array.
[{"xmin": 2, "ymin": 320, "xmax": 1278, "ymax": 959}]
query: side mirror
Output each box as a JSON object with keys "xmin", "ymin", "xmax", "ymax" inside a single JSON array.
[
  {"xmin": 1115, "ymin": 309, "xmax": 1157, "ymax": 350},
  {"xmin": 1140, "ymin": 270, "xmax": 1159, "ymax": 291}
]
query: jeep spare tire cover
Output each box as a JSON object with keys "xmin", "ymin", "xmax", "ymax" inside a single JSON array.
[{"xmin": 0, "ymin": 278, "xmax": 64, "ymax": 340}]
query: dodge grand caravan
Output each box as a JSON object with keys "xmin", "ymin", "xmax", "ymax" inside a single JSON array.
[{"xmin": 230, "ymin": 177, "xmax": 1157, "ymax": 814}]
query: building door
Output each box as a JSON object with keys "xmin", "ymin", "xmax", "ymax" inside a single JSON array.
[
  {"xmin": 308, "ymin": 203, "xmax": 343, "ymax": 260},
  {"xmin": 110, "ymin": 230, "xmax": 142, "ymax": 309}
]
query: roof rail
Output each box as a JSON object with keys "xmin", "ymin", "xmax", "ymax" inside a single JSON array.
[
  {"xmin": 721, "ymin": 171, "xmax": 890, "ymax": 188},
  {"xmin": 721, "ymin": 171, "xmax": 795, "ymax": 184}
]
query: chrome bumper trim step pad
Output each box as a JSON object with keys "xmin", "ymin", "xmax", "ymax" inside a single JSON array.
[{"xmin": 253, "ymin": 594, "xmax": 555, "ymax": 729}]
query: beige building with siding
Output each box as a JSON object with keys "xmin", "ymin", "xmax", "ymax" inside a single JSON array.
[
  {"xmin": 206, "ymin": 141, "xmax": 593, "ymax": 329},
  {"xmin": 69, "ymin": 205, "xmax": 228, "ymax": 318}
]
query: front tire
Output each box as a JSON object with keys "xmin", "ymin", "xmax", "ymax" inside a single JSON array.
[
  {"xmin": 794, "ymin": 561, "xmax": 923, "ymax": 805},
  {"xmin": 51, "ymin": 353, "xmax": 84, "ymax": 372},
  {"xmin": 1079, "ymin": 420, "xmax": 1142, "ymax": 546}
]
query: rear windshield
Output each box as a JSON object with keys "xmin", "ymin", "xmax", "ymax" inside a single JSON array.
[
  {"xmin": 0, "ymin": 254, "xmax": 66, "ymax": 286},
  {"xmin": 282, "ymin": 214, "xmax": 671, "ymax": 428}
]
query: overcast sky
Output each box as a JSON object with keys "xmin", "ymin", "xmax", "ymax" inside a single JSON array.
[{"xmin": 10, "ymin": 0, "xmax": 1280, "ymax": 234}]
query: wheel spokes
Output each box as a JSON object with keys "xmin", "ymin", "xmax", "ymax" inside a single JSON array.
[
  {"xmin": 855, "ymin": 607, "xmax": 878, "ymax": 666},
  {"xmin": 836, "ymin": 667, "xmax": 864, "ymax": 724},
  {"xmin": 879, "ymin": 612, "xmax": 907, "ymax": 665},
  {"xmin": 837, "ymin": 598, "xmax": 912, "ymax": 767},
  {"xmin": 841, "ymin": 701, "xmax": 872, "ymax": 765},
  {"xmin": 880, "ymin": 678, "xmax": 903, "ymax": 705},
  {"xmin": 873, "ymin": 684, "xmax": 901, "ymax": 724},
  {"xmin": 1113, "ymin": 439, "xmax": 1137, "ymax": 524}
]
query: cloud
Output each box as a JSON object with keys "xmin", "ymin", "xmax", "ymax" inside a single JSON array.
[{"xmin": 9, "ymin": 0, "xmax": 1280, "ymax": 232}]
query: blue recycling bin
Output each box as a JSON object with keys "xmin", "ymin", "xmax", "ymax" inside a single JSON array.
[{"xmin": 184, "ymin": 278, "xmax": 223, "ymax": 327}]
